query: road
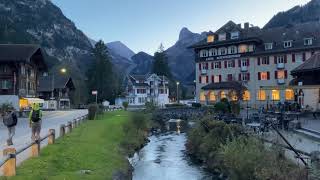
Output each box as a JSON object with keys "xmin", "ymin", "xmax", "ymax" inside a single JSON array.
[{"xmin": 0, "ymin": 109, "xmax": 88, "ymax": 167}]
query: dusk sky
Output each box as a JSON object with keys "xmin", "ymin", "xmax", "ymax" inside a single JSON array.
[{"xmin": 52, "ymin": 0, "xmax": 311, "ymax": 55}]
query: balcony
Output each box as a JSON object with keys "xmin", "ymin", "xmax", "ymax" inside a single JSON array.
[
  {"xmin": 240, "ymin": 66, "xmax": 248, "ymax": 72},
  {"xmin": 277, "ymin": 63, "xmax": 285, "ymax": 69},
  {"xmin": 278, "ymin": 79, "xmax": 285, "ymax": 84},
  {"xmin": 201, "ymin": 69, "xmax": 208, "ymax": 74}
]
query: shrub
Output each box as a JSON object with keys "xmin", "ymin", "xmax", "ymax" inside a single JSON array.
[
  {"xmin": 165, "ymin": 103, "xmax": 186, "ymax": 108},
  {"xmin": 88, "ymin": 104, "xmax": 98, "ymax": 120},
  {"xmin": 145, "ymin": 101, "xmax": 157, "ymax": 112},
  {"xmin": 192, "ymin": 103, "xmax": 202, "ymax": 108},
  {"xmin": 230, "ymin": 101, "xmax": 240, "ymax": 115},
  {"xmin": 122, "ymin": 102, "xmax": 129, "ymax": 111}
]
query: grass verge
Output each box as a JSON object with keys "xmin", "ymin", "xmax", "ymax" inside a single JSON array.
[{"xmin": 4, "ymin": 111, "xmax": 134, "ymax": 180}]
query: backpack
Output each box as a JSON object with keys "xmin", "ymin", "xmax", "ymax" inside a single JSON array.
[
  {"xmin": 31, "ymin": 110, "xmax": 41, "ymax": 122},
  {"xmin": 3, "ymin": 113, "xmax": 14, "ymax": 127},
  {"xmin": 11, "ymin": 112, "xmax": 18, "ymax": 126}
]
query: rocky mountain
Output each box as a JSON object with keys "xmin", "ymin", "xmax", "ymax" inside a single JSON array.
[
  {"xmin": 131, "ymin": 52, "xmax": 154, "ymax": 75},
  {"xmin": 107, "ymin": 41, "xmax": 135, "ymax": 60},
  {"xmin": 165, "ymin": 28, "xmax": 206, "ymax": 83},
  {"xmin": 264, "ymin": 0, "xmax": 320, "ymax": 29}
]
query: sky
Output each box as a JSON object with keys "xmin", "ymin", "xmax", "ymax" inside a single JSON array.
[{"xmin": 52, "ymin": 0, "xmax": 311, "ymax": 55}]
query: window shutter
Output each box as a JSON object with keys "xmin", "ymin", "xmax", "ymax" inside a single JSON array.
[
  {"xmin": 284, "ymin": 55, "xmax": 287, "ymax": 63},
  {"xmin": 292, "ymin": 54, "xmax": 296, "ymax": 63},
  {"xmin": 247, "ymin": 59, "xmax": 250, "ymax": 66},
  {"xmin": 285, "ymin": 70, "xmax": 288, "ymax": 79},
  {"xmin": 267, "ymin": 56, "xmax": 270, "ymax": 64},
  {"xmin": 233, "ymin": 60, "xmax": 236, "ymax": 67},
  {"xmin": 211, "ymin": 62, "xmax": 214, "ymax": 69},
  {"xmin": 206, "ymin": 63, "xmax": 208, "ymax": 69},
  {"xmin": 258, "ymin": 72, "xmax": 261, "ymax": 80},
  {"xmin": 212, "ymin": 75, "xmax": 215, "ymax": 83},
  {"xmin": 303, "ymin": 52, "xmax": 306, "ymax": 61},
  {"xmin": 274, "ymin": 56, "xmax": 277, "ymax": 64},
  {"xmin": 219, "ymin": 62, "xmax": 222, "ymax": 69},
  {"xmin": 224, "ymin": 61, "xmax": 227, "ymax": 68},
  {"xmin": 219, "ymin": 75, "xmax": 222, "ymax": 82},
  {"xmin": 267, "ymin": 72, "xmax": 270, "ymax": 80},
  {"xmin": 258, "ymin": 57, "xmax": 261, "ymax": 65},
  {"xmin": 206, "ymin": 76, "xmax": 209, "ymax": 83},
  {"xmin": 239, "ymin": 74, "xmax": 242, "ymax": 81},
  {"xmin": 199, "ymin": 76, "xmax": 201, "ymax": 83},
  {"xmin": 228, "ymin": 74, "xmax": 232, "ymax": 81},
  {"xmin": 275, "ymin": 71, "xmax": 278, "ymax": 79},
  {"xmin": 247, "ymin": 73, "xmax": 250, "ymax": 81},
  {"xmin": 199, "ymin": 64, "xmax": 201, "ymax": 70}
]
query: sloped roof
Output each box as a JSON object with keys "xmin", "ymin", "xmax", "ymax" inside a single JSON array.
[
  {"xmin": 201, "ymin": 81, "xmax": 246, "ymax": 91},
  {"xmin": 38, "ymin": 76, "xmax": 75, "ymax": 92},
  {"xmin": 291, "ymin": 53, "xmax": 320, "ymax": 74}
]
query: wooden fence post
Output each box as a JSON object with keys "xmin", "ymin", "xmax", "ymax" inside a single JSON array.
[
  {"xmin": 3, "ymin": 148, "xmax": 16, "ymax": 176},
  {"xmin": 72, "ymin": 120, "xmax": 76, "ymax": 128},
  {"xmin": 31, "ymin": 140, "xmax": 40, "ymax": 157},
  {"xmin": 60, "ymin": 125, "xmax": 65, "ymax": 137},
  {"xmin": 67, "ymin": 121, "xmax": 72, "ymax": 133},
  {"xmin": 48, "ymin": 129, "xmax": 55, "ymax": 145}
]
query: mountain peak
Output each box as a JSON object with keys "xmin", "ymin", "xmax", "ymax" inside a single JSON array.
[
  {"xmin": 179, "ymin": 27, "xmax": 193, "ymax": 40},
  {"xmin": 107, "ymin": 41, "xmax": 135, "ymax": 60}
]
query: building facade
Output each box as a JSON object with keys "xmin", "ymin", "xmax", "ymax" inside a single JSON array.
[
  {"xmin": 191, "ymin": 21, "xmax": 320, "ymax": 108},
  {"xmin": 126, "ymin": 74, "xmax": 169, "ymax": 107},
  {"xmin": 0, "ymin": 44, "xmax": 47, "ymax": 110}
]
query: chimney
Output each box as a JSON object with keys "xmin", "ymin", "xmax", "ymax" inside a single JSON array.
[
  {"xmin": 244, "ymin": 22, "xmax": 249, "ymax": 29},
  {"xmin": 237, "ymin": 24, "xmax": 242, "ymax": 29}
]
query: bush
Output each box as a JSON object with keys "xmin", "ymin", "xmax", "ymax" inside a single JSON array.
[
  {"xmin": 191, "ymin": 103, "xmax": 202, "ymax": 108},
  {"xmin": 230, "ymin": 101, "xmax": 240, "ymax": 115},
  {"xmin": 145, "ymin": 101, "xmax": 157, "ymax": 112},
  {"xmin": 88, "ymin": 104, "xmax": 98, "ymax": 120},
  {"xmin": 122, "ymin": 102, "xmax": 129, "ymax": 111},
  {"xmin": 165, "ymin": 103, "xmax": 186, "ymax": 108}
]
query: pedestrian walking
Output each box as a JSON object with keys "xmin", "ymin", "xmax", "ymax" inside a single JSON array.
[
  {"xmin": 2, "ymin": 108, "xmax": 18, "ymax": 146},
  {"xmin": 29, "ymin": 103, "xmax": 43, "ymax": 141}
]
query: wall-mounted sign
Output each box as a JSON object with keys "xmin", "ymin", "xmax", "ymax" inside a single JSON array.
[
  {"xmin": 92, "ymin": 90, "xmax": 98, "ymax": 95},
  {"xmin": 205, "ymin": 54, "xmax": 241, "ymax": 61}
]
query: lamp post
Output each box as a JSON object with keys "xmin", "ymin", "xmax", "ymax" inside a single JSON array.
[
  {"xmin": 176, "ymin": 82, "xmax": 180, "ymax": 103},
  {"xmin": 51, "ymin": 68, "xmax": 67, "ymax": 100}
]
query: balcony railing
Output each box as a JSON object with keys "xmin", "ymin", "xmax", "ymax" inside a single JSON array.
[
  {"xmin": 277, "ymin": 63, "xmax": 285, "ymax": 69},
  {"xmin": 278, "ymin": 79, "xmax": 285, "ymax": 84},
  {"xmin": 201, "ymin": 69, "xmax": 207, "ymax": 74},
  {"xmin": 241, "ymin": 66, "xmax": 248, "ymax": 72}
]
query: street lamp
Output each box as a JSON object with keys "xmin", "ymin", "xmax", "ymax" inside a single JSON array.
[
  {"xmin": 176, "ymin": 81, "xmax": 180, "ymax": 103},
  {"xmin": 51, "ymin": 68, "xmax": 67, "ymax": 100}
]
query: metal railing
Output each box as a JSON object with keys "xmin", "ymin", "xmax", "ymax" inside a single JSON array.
[{"xmin": 0, "ymin": 114, "xmax": 88, "ymax": 177}]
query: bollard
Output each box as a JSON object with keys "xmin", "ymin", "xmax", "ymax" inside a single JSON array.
[
  {"xmin": 31, "ymin": 140, "xmax": 40, "ymax": 157},
  {"xmin": 3, "ymin": 148, "xmax": 16, "ymax": 176},
  {"xmin": 77, "ymin": 119, "xmax": 80, "ymax": 126},
  {"xmin": 60, "ymin": 125, "xmax": 65, "ymax": 137},
  {"xmin": 48, "ymin": 129, "xmax": 55, "ymax": 145},
  {"xmin": 72, "ymin": 120, "xmax": 76, "ymax": 128},
  {"xmin": 67, "ymin": 121, "xmax": 72, "ymax": 133}
]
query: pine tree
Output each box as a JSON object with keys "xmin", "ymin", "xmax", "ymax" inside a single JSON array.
[
  {"xmin": 86, "ymin": 40, "xmax": 119, "ymax": 103},
  {"xmin": 152, "ymin": 44, "xmax": 172, "ymax": 79}
]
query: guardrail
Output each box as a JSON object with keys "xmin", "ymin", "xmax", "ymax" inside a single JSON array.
[{"xmin": 0, "ymin": 114, "xmax": 88, "ymax": 177}]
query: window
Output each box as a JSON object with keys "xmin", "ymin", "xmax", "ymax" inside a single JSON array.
[
  {"xmin": 219, "ymin": 47, "xmax": 227, "ymax": 55},
  {"xmin": 238, "ymin": 44, "xmax": 248, "ymax": 53},
  {"xmin": 277, "ymin": 70, "xmax": 285, "ymax": 79},
  {"xmin": 227, "ymin": 61, "xmax": 234, "ymax": 68},
  {"xmin": 201, "ymin": 63, "xmax": 208, "ymax": 70},
  {"xmin": 213, "ymin": 75, "xmax": 221, "ymax": 83},
  {"xmin": 241, "ymin": 59, "xmax": 248, "ymax": 67},
  {"xmin": 220, "ymin": 91, "xmax": 227, "ymax": 99},
  {"xmin": 201, "ymin": 76, "xmax": 207, "ymax": 84},
  {"xmin": 137, "ymin": 89, "xmax": 146, "ymax": 94},
  {"xmin": 264, "ymin": 43, "xmax": 273, "ymax": 50},
  {"xmin": 271, "ymin": 90, "xmax": 280, "ymax": 101},
  {"xmin": 248, "ymin": 45, "xmax": 255, "ymax": 52},
  {"xmin": 241, "ymin": 73, "xmax": 250, "ymax": 81},
  {"xmin": 21, "ymin": 66, "xmax": 26, "ymax": 75},
  {"xmin": 209, "ymin": 48, "xmax": 217, "ymax": 56},
  {"xmin": 218, "ymin": 33, "xmax": 226, "ymax": 41},
  {"xmin": 227, "ymin": 74, "xmax": 233, "ymax": 81},
  {"xmin": 200, "ymin": 91, "xmax": 206, "ymax": 101},
  {"xmin": 209, "ymin": 91, "xmax": 216, "ymax": 101},
  {"xmin": 304, "ymin": 38, "xmax": 313, "ymax": 46},
  {"xmin": 230, "ymin": 31, "xmax": 239, "ymax": 39},
  {"xmin": 214, "ymin": 62, "xmax": 220, "ymax": 69},
  {"xmin": 0, "ymin": 80, "xmax": 12, "ymax": 89},
  {"xmin": 260, "ymin": 72, "xmax": 269, "ymax": 80},
  {"xmin": 285, "ymin": 89, "xmax": 294, "ymax": 101},
  {"xmin": 207, "ymin": 35, "xmax": 215, "ymax": 43},
  {"xmin": 257, "ymin": 90, "xmax": 266, "ymax": 101},
  {"xmin": 228, "ymin": 46, "xmax": 237, "ymax": 54},
  {"xmin": 262, "ymin": 57, "xmax": 269, "ymax": 65},
  {"xmin": 277, "ymin": 55, "xmax": 285, "ymax": 64},
  {"xmin": 243, "ymin": 90, "xmax": 251, "ymax": 101},
  {"xmin": 0, "ymin": 65, "xmax": 9, "ymax": 73},
  {"xmin": 229, "ymin": 91, "xmax": 238, "ymax": 101},
  {"xmin": 283, "ymin": 40, "xmax": 292, "ymax": 48},
  {"xmin": 200, "ymin": 50, "xmax": 208, "ymax": 57}
]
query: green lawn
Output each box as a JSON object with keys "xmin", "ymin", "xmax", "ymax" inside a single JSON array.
[{"xmin": 6, "ymin": 111, "xmax": 132, "ymax": 180}]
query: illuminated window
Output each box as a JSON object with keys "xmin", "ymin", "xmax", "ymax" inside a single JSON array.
[
  {"xmin": 260, "ymin": 72, "xmax": 268, "ymax": 80},
  {"xmin": 243, "ymin": 90, "xmax": 251, "ymax": 101},
  {"xmin": 271, "ymin": 90, "xmax": 280, "ymax": 101},
  {"xmin": 200, "ymin": 91, "xmax": 206, "ymax": 101},
  {"xmin": 285, "ymin": 89, "xmax": 294, "ymax": 101},
  {"xmin": 207, "ymin": 35, "xmax": 215, "ymax": 43},
  {"xmin": 238, "ymin": 44, "xmax": 248, "ymax": 53},
  {"xmin": 229, "ymin": 91, "xmax": 238, "ymax": 101},
  {"xmin": 201, "ymin": 76, "xmax": 207, "ymax": 84},
  {"xmin": 209, "ymin": 91, "xmax": 216, "ymax": 101},
  {"xmin": 219, "ymin": 33, "xmax": 226, "ymax": 41},
  {"xmin": 257, "ymin": 90, "xmax": 266, "ymax": 101},
  {"xmin": 220, "ymin": 91, "xmax": 227, "ymax": 99},
  {"xmin": 277, "ymin": 70, "xmax": 285, "ymax": 79}
]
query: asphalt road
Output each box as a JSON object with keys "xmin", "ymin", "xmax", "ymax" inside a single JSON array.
[{"xmin": 0, "ymin": 109, "xmax": 88, "ymax": 167}]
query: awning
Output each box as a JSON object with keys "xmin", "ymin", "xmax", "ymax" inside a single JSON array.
[
  {"xmin": 23, "ymin": 98, "xmax": 45, "ymax": 104},
  {"xmin": 202, "ymin": 81, "xmax": 246, "ymax": 91}
]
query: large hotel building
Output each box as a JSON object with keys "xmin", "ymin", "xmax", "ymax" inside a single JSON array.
[{"xmin": 191, "ymin": 21, "xmax": 320, "ymax": 108}]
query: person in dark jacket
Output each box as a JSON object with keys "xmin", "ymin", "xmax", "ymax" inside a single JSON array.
[{"xmin": 2, "ymin": 108, "xmax": 18, "ymax": 146}]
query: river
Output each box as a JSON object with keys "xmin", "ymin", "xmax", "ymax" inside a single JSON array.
[{"xmin": 129, "ymin": 132, "xmax": 216, "ymax": 180}]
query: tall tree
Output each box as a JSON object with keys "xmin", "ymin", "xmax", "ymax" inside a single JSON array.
[
  {"xmin": 152, "ymin": 44, "xmax": 172, "ymax": 79},
  {"xmin": 86, "ymin": 40, "xmax": 119, "ymax": 103}
]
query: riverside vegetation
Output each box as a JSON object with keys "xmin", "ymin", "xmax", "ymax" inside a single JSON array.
[
  {"xmin": 186, "ymin": 116, "xmax": 307, "ymax": 180},
  {"xmin": 4, "ymin": 110, "xmax": 149, "ymax": 180}
]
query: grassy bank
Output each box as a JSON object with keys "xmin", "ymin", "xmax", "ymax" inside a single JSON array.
[{"xmin": 5, "ymin": 111, "xmax": 141, "ymax": 180}]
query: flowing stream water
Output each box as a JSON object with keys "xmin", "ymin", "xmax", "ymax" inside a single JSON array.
[{"xmin": 129, "ymin": 132, "xmax": 215, "ymax": 180}]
